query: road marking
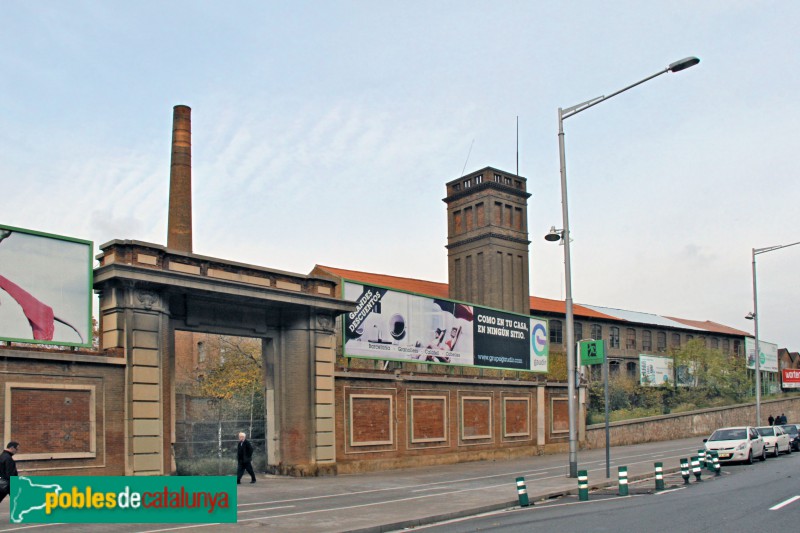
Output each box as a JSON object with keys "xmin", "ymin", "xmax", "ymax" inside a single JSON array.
[
  {"xmin": 770, "ymin": 495, "xmax": 800, "ymax": 510},
  {"xmin": 238, "ymin": 505, "xmax": 295, "ymax": 514},
  {"xmin": 655, "ymin": 487, "xmax": 685, "ymax": 495}
]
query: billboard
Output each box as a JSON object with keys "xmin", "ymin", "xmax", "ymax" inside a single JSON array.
[
  {"xmin": 745, "ymin": 337, "xmax": 779, "ymax": 373},
  {"xmin": 342, "ymin": 281, "xmax": 549, "ymax": 372},
  {"xmin": 639, "ymin": 354, "xmax": 673, "ymax": 386},
  {"xmin": 0, "ymin": 224, "xmax": 92, "ymax": 347},
  {"xmin": 782, "ymin": 369, "xmax": 800, "ymax": 389}
]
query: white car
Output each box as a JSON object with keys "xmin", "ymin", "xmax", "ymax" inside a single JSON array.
[
  {"xmin": 704, "ymin": 426, "xmax": 766, "ymax": 464},
  {"xmin": 756, "ymin": 426, "xmax": 792, "ymax": 457}
]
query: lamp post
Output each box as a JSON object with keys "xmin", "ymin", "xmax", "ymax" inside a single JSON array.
[
  {"xmin": 548, "ymin": 56, "xmax": 699, "ymax": 478},
  {"xmin": 746, "ymin": 240, "xmax": 800, "ymax": 426}
]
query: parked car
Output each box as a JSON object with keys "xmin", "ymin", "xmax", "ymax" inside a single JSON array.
[
  {"xmin": 780, "ymin": 424, "xmax": 800, "ymax": 452},
  {"xmin": 704, "ymin": 426, "xmax": 766, "ymax": 464},
  {"xmin": 757, "ymin": 425, "xmax": 792, "ymax": 456}
]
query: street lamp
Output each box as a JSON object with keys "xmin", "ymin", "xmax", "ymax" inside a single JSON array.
[
  {"xmin": 746, "ymin": 240, "xmax": 800, "ymax": 426},
  {"xmin": 548, "ymin": 56, "xmax": 699, "ymax": 478}
]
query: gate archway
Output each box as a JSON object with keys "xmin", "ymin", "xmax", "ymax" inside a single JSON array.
[{"xmin": 94, "ymin": 239, "xmax": 354, "ymax": 476}]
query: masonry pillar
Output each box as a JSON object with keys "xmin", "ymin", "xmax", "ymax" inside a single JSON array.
[{"xmin": 99, "ymin": 282, "xmax": 169, "ymax": 475}]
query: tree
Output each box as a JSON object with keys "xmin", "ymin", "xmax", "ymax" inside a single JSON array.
[{"xmin": 672, "ymin": 338, "xmax": 751, "ymax": 403}]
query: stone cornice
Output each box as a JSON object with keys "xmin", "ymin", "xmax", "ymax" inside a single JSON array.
[
  {"xmin": 446, "ymin": 232, "xmax": 531, "ymax": 248},
  {"xmin": 442, "ymin": 181, "xmax": 532, "ymax": 204}
]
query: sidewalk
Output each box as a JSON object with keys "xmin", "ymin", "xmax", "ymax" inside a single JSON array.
[
  {"xmin": 0, "ymin": 436, "xmax": 708, "ymax": 532},
  {"xmin": 230, "ymin": 436, "xmax": 705, "ymax": 533}
]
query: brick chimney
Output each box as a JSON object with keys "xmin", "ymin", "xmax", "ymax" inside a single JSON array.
[{"xmin": 167, "ymin": 105, "xmax": 192, "ymax": 252}]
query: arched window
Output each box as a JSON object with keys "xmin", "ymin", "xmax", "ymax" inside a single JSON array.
[
  {"xmin": 642, "ymin": 330, "xmax": 652, "ymax": 351},
  {"xmin": 609, "ymin": 327, "xmax": 620, "ymax": 348},
  {"xmin": 550, "ymin": 320, "xmax": 563, "ymax": 344}
]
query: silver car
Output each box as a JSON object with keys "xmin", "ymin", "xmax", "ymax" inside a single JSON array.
[{"xmin": 704, "ymin": 426, "xmax": 767, "ymax": 464}]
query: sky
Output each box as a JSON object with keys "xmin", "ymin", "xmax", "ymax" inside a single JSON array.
[{"xmin": 1, "ymin": 1, "xmax": 798, "ymax": 351}]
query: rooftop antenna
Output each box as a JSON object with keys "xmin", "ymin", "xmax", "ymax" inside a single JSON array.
[
  {"xmin": 461, "ymin": 138, "xmax": 474, "ymax": 177},
  {"xmin": 516, "ymin": 116, "xmax": 519, "ymax": 176}
]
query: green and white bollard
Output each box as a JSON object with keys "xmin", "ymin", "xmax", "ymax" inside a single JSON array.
[
  {"xmin": 516, "ymin": 476, "xmax": 530, "ymax": 507},
  {"xmin": 698, "ymin": 449, "xmax": 707, "ymax": 470},
  {"xmin": 578, "ymin": 470, "xmax": 589, "ymax": 501},
  {"xmin": 618, "ymin": 466, "xmax": 629, "ymax": 496},
  {"xmin": 711, "ymin": 451, "xmax": 721, "ymax": 476},
  {"xmin": 654, "ymin": 462, "xmax": 664, "ymax": 491},
  {"xmin": 680, "ymin": 458, "xmax": 690, "ymax": 484},
  {"xmin": 691, "ymin": 456, "xmax": 702, "ymax": 482}
]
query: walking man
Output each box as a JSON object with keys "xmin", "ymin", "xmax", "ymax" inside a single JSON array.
[
  {"xmin": 237, "ymin": 432, "xmax": 256, "ymax": 484},
  {"xmin": 0, "ymin": 441, "xmax": 19, "ymax": 503}
]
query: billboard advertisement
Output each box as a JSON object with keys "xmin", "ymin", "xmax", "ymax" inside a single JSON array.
[
  {"xmin": 745, "ymin": 337, "xmax": 779, "ymax": 373},
  {"xmin": 782, "ymin": 369, "xmax": 800, "ymax": 389},
  {"xmin": 342, "ymin": 281, "xmax": 549, "ymax": 372},
  {"xmin": 0, "ymin": 224, "xmax": 92, "ymax": 347},
  {"xmin": 639, "ymin": 354, "xmax": 673, "ymax": 386}
]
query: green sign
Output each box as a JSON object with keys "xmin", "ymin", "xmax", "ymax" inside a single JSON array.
[
  {"xmin": 580, "ymin": 340, "xmax": 605, "ymax": 366},
  {"xmin": 9, "ymin": 476, "xmax": 237, "ymax": 524}
]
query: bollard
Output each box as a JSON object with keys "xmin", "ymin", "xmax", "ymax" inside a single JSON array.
[
  {"xmin": 698, "ymin": 449, "xmax": 707, "ymax": 470},
  {"xmin": 691, "ymin": 456, "xmax": 702, "ymax": 482},
  {"xmin": 680, "ymin": 458, "xmax": 690, "ymax": 484},
  {"xmin": 654, "ymin": 462, "xmax": 664, "ymax": 491},
  {"xmin": 578, "ymin": 470, "xmax": 589, "ymax": 501},
  {"xmin": 711, "ymin": 451, "xmax": 721, "ymax": 476},
  {"xmin": 618, "ymin": 466, "xmax": 629, "ymax": 496},
  {"xmin": 516, "ymin": 476, "xmax": 530, "ymax": 507}
]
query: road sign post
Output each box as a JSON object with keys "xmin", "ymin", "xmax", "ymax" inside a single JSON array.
[{"xmin": 580, "ymin": 340, "xmax": 609, "ymax": 477}]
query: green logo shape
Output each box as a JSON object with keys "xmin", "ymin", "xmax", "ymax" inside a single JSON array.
[{"xmin": 9, "ymin": 476, "xmax": 237, "ymax": 523}]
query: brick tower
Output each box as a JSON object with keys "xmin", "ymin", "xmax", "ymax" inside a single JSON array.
[{"xmin": 443, "ymin": 167, "xmax": 531, "ymax": 315}]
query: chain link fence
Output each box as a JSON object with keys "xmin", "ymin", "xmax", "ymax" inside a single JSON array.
[{"xmin": 174, "ymin": 419, "xmax": 266, "ymax": 476}]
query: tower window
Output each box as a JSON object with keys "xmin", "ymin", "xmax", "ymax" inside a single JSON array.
[
  {"xmin": 504, "ymin": 177, "xmax": 512, "ymax": 185},
  {"xmin": 494, "ymin": 173, "xmax": 502, "ymax": 182},
  {"xmin": 475, "ymin": 174, "xmax": 483, "ymax": 184},
  {"xmin": 464, "ymin": 178, "xmax": 472, "ymax": 188}
]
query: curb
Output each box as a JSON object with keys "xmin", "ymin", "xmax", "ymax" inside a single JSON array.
[{"xmin": 345, "ymin": 465, "xmax": 684, "ymax": 533}]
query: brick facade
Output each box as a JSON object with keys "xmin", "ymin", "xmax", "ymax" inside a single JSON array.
[{"xmin": 0, "ymin": 348, "xmax": 125, "ymax": 475}]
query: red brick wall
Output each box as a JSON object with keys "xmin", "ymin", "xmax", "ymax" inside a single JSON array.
[
  {"xmin": 336, "ymin": 377, "xmax": 542, "ymax": 472},
  {"xmin": 11, "ymin": 389, "xmax": 92, "ymax": 454},
  {"xmin": 0, "ymin": 349, "xmax": 126, "ymax": 476}
]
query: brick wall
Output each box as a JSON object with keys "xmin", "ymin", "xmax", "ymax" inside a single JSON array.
[
  {"xmin": 0, "ymin": 348, "xmax": 126, "ymax": 475},
  {"xmin": 335, "ymin": 374, "xmax": 566, "ymax": 473}
]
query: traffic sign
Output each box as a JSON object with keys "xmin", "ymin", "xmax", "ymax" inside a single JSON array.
[{"xmin": 579, "ymin": 339, "xmax": 605, "ymax": 366}]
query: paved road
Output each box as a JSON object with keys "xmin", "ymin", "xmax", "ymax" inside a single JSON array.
[
  {"xmin": 411, "ymin": 448, "xmax": 800, "ymax": 532},
  {"xmin": 0, "ymin": 437, "xmax": 719, "ymax": 532}
]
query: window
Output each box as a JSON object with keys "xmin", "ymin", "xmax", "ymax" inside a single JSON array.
[
  {"xmin": 591, "ymin": 324, "xmax": 602, "ymax": 340},
  {"xmin": 626, "ymin": 328, "xmax": 636, "ymax": 349},
  {"xmin": 610, "ymin": 327, "xmax": 620, "ymax": 348},
  {"xmin": 686, "ymin": 334, "xmax": 694, "ymax": 342},
  {"xmin": 494, "ymin": 173, "xmax": 502, "ymax": 183},
  {"xmin": 453, "ymin": 183, "xmax": 461, "ymax": 192},
  {"xmin": 198, "ymin": 341, "xmax": 206, "ymax": 363},
  {"xmin": 514, "ymin": 180, "xmax": 522, "ymax": 189},
  {"xmin": 733, "ymin": 340, "xmax": 741, "ymax": 355},
  {"xmin": 463, "ymin": 178, "xmax": 472, "ymax": 188},
  {"xmin": 711, "ymin": 337, "xmax": 719, "ymax": 349},
  {"xmin": 504, "ymin": 177, "xmax": 512, "ymax": 185},
  {"xmin": 671, "ymin": 333, "xmax": 681, "ymax": 348},
  {"xmin": 574, "ymin": 322, "xmax": 583, "ymax": 341},
  {"xmin": 609, "ymin": 360, "xmax": 620, "ymax": 376},
  {"xmin": 722, "ymin": 338, "xmax": 730, "ymax": 353},
  {"xmin": 626, "ymin": 362, "xmax": 637, "ymax": 378},
  {"xmin": 550, "ymin": 320, "xmax": 563, "ymax": 344},
  {"xmin": 642, "ymin": 330, "xmax": 652, "ymax": 351},
  {"xmin": 475, "ymin": 174, "xmax": 483, "ymax": 184},
  {"xmin": 656, "ymin": 332, "xmax": 667, "ymax": 352}
]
